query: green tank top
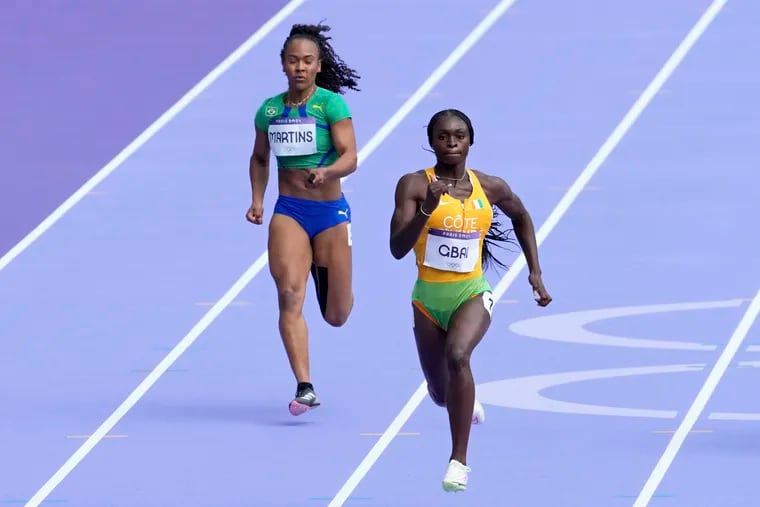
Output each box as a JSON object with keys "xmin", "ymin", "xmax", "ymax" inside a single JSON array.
[{"xmin": 254, "ymin": 86, "xmax": 352, "ymax": 170}]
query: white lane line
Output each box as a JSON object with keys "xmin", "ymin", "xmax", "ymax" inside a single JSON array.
[
  {"xmin": 22, "ymin": 1, "xmax": 524, "ymax": 503},
  {"xmin": 326, "ymin": 1, "xmax": 728, "ymax": 504},
  {"xmin": 632, "ymin": 290, "xmax": 760, "ymax": 506},
  {"xmin": 0, "ymin": 0, "xmax": 307, "ymax": 275}
]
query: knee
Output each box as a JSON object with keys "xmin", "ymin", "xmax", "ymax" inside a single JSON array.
[
  {"xmin": 323, "ymin": 307, "xmax": 350, "ymax": 327},
  {"xmin": 427, "ymin": 384, "xmax": 446, "ymax": 407},
  {"xmin": 322, "ymin": 295, "xmax": 353, "ymax": 327},
  {"xmin": 446, "ymin": 346, "xmax": 471, "ymax": 373},
  {"xmin": 276, "ymin": 282, "xmax": 305, "ymax": 315}
]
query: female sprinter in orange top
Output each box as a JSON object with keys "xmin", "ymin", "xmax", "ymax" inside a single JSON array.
[
  {"xmin": 247, "ymin": 23, "xmax": 360, "ymax": 416},
  {"xmin": 389, "ymin": 109, "xmax": 552, "ymax": 491}
]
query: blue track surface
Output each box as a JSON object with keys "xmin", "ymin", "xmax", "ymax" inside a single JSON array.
[{"xmin": 3, "ymin": 1, "xmax": 759, "ymax": 506}]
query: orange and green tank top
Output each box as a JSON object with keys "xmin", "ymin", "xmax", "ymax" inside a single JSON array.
[{"xmin": 412, "ymin": 168, "xmax": 493, "ymax": 283}]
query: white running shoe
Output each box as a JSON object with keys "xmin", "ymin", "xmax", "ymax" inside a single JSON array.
[
  {"xmin": 472, "ymin": 399, "xmax": 485, "ymax": 425},
  {"xmin": 442, "ymin": 459, "xmax": 471, "ymax": 492}
]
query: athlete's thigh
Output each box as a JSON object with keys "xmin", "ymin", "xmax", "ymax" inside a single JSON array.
[
  {"xmin": 268, "ymin": 213, "xmax": 312, "ymax": 293},
  {"xmin": 311, "ymin": 221, "xmax": 352, "ymax": 311},
  {"xmin": 446, "ymin": 291, "xmax": 494, "ymax": 358},
  {"xmin": 413, "ymin": 304, "xmax": 448, "ymax": 401}
]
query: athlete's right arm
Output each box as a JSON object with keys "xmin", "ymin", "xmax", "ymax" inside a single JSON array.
[
  {"xmin": 389, "ymin": 173, "xmax": 449, "ymax": 259},
  {"xmin": 389, "ymin": 174, "xmax": 426, "ymax": 259},
  {"xmin": 247, "ymin": 126, "xmax": 270, "ymax": 225}
]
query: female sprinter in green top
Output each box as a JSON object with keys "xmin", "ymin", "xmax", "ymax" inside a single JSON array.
[{"xmin": 247, "ymin": 23, "xmax": 360, "ymax": 416}]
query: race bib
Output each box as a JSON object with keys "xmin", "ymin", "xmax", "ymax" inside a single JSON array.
[
  {"xmin": 423, "ymin": 228, "xmax": 480, "ymax": 273},
  {"xmin": 481, "ymin": 291, "xmax": 495, "ymax": 316},
  {"xmin": 268, "ymin": 117, "xmax": 317, "ymax": 157}
]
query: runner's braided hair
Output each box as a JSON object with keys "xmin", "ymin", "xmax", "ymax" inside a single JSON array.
[
  {"xmin": 427, "ymin": 109, "xmax": 519, "ymax": 272},
  {"xmin": 281, "ymin": 22, "xmax": 361, "ymax": 94}
]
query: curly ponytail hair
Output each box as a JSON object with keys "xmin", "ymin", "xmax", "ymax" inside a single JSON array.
[
  {"xmin": 427, "ymin": 109, "xmax": 519, "ymax": 273},
  {"xmin": 280, "ymin": 22, "xmax": 361, "ymax": 94}
]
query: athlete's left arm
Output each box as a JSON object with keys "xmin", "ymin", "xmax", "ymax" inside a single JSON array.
[
  {"xmin": 480, "ymin": 172, "xmax": 552, "ymax": 306},
  {"xmin": 323, "ymin": 118, "xmax": 358, "ymax": 181}
]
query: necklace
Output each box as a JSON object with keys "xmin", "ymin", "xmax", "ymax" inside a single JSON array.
[
  {"xmin": 434, "ymin": 170, "xmax": 468, "ymax": 187},
  {"xmin": 284, "ymin": 85, "xmax": 316, "ymax": 107}
]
